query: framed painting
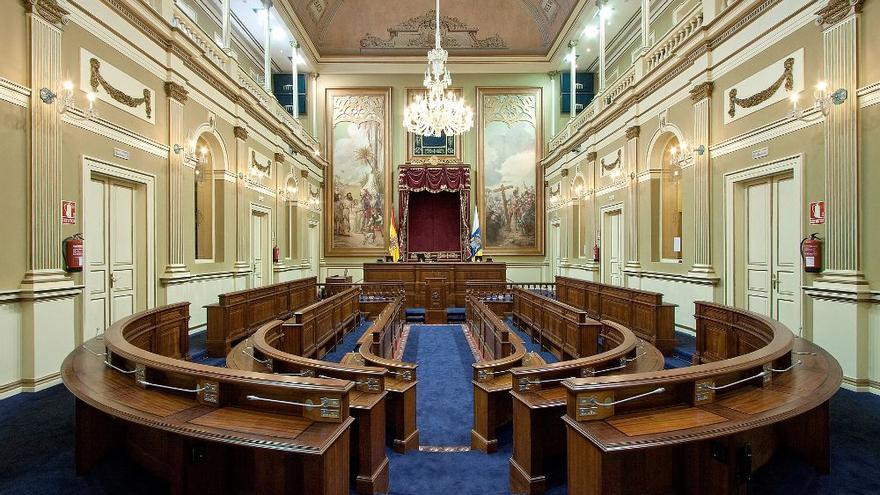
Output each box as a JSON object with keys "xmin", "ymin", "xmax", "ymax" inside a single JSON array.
[
  {"xmin": 324, "ymin": 87, "xmax": 392, "ymax": 256},
  {"xmin": 476, "ymin": 87, "xmax": 544, "ymax": 255},
  {"xmin": 405, "ymin": 88, "xmax": 463, "ymax": 164}
]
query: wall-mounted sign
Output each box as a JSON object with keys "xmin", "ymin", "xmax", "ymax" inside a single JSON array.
[
  {"xmin": 752, "ymin": 147, "xmax": 769, "ymax": 160},
  {"xmin": 809, "ymin": 201, "xmax": 825, "ymax": 224},
  {"xmin": 62, "ymin": 200, "xmax": 77, "ymax": 225}
]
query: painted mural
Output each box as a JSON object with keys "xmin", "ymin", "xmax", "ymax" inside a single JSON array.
[
  {"xmin": 478, "ymin": 88, "xmax": 543, "ymax": 255},
  {"xmin": 325, "ymin": 88, "xmax": 391, "ymax": 256}
]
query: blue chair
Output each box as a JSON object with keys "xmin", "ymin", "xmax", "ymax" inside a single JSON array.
[
  {"xmin": 405, "ymin": 308, "xmax": 426, "ymax": 323},
  {"xmin": 447, "ymin": 307, "xmax": 466, "ymax": 323}
]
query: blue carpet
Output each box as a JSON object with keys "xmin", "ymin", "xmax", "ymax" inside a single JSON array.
[
  {"xmin": 323, "ymin": 318, "xmax": 372, "ymax": 363},
  {"xmin": 400, "ymin": 325, "xmax": 474, "ymax": 446},
  {"xmin": 504, "ymin": 318, "xmax": 558, "ymax": 364},
  {"xmin": 189, "ymin": 330, "xmax": 226, "ymax": 367}
]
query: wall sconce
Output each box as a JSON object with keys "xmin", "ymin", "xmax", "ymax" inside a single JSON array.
[
  {"xmin": 670, "ymin": 140, "xmax": 705, "ymax": 164},
  {"xmin": 789, "ymin": 81, "xmax": 847, "ymax": 122},
  {"xmin": 173, "ymin": 139, "xmax": 200, "ymax": 164},
  {"xmin": 39, "ymin": 80, "xmax": 97, "ymax": 120}
]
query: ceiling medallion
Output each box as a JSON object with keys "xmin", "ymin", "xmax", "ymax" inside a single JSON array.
[{"xmin": 402, "ymin": 0, "xmax": 474, "ymax": 138}]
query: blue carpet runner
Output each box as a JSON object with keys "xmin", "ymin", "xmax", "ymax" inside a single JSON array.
[
  {"xmin": 189, "ymin": 330, "xmax": 226, "ymax": 367},
  {"xmin": 323, "ymin": 319, "xmax": 373, "ymax": 363}
]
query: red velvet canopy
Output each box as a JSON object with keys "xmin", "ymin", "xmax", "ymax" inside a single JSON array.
[{"xmin": 398, "ymin": 166, "xmax": 470, "ymax": 260}]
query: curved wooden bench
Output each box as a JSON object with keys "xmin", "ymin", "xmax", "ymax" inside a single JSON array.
[
  {"xmin": 357, "ymin": 297, "xmax": 420, "ymax": 453},
  {"xmin": 561, "ymin": 302, "xmax": 842, "ymax": 495},
  {"xmin": 555, "ymin": 275, "xmax": 676, "ymax": 354},
  {"xmin": 63, "ymin": 303, "xmax": 354, "ymax": 495},
  {"xmin": 469, "ymin": 295, "xmax": 529, "ymax": 453},
  {"xmin": 227, "ymin": 320, "xmax": 389, "ymax": 495},
  {"xmin": 512, "ymin": 287, "xmax": 603, "ymax": 360},
  {"xmin": 508, "ymin": 321, "xmax": 665, "ymax": 494},
  {"xmin": 205, "ymin": 276, "xmax": 318, "ymax": 356},
  {"xmin": 281, "ymin": 287, "xmax": 361, "ymax": 359}
]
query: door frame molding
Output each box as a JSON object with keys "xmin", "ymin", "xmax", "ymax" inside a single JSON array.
[
  {"xmin": 598, "ymin": 202, "xmax": 624, "ymax": 285},
  {"xmin": 81, "ymin": 156, "xmax": 157, "ymax": 341},
  {"xmin": 723, "ymin": 154, "xmax": 804, "ymax": 324},
  {"xmin": 249, "ymin": 203, "xmax": 272, "ymax": 286}
]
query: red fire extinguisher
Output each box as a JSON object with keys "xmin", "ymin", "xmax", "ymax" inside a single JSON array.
[
  {"xmin": 272, "ymin": 244, "xmax": 280, "ymax": 263},
  {"xmin": 63, "ymin": 234, "xmax": 84, "ymax": 272},
  {"xmin": 592, "ymin": 242, "xmax": 600, "ymax": 262},
  {"xmin": 800, "ymin": 233, "xmax": 822, "ymax": 273}
]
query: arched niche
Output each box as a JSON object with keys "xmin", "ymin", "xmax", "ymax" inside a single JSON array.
[
  {"xmin": 191, "ymin": 125, "xmax": 229, "ymax": 262},
  {"xmin": 646, "ymin": 128, "xmax": 684, "ymax": 262}
]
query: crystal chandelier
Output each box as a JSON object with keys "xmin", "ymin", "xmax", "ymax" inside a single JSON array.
[{"xmin": 403, "ymin": 0, "xmax": 474, "ymax": 137}]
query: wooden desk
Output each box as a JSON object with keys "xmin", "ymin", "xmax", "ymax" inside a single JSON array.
[{"xmin": 363, "ymin": 262, "xmax": 506, "ymax": 323}]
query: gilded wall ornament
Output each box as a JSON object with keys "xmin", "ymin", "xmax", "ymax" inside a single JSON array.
[
  {"xmin": 727, "ymin": 58, "xmax": 794, "ymax": 118},
  {"xmin": 626, "ymin": 126, "xmax": 641, "ymax": 140},
  {"xmin": 482, "ymin": 94, "xmax": 537, "ymax": 128},
  {"xmin": 23, "ymin": 0, "xmax": 69, "ymax": 28},
  {"xmin": 164, "ymin": 81, "xmax": 188, "ymax": 103},
  {"xmin": 274, "ymin": 152, "xmax": 285, "ymax": 163},
  {"xmin": 601, "ymin": 149, "xmax": 622, "ymax": 171},
  {"xmin": 233, "ymin": 126, "xmax": 248, "ymax": 140},
  {"xmin": 90, "ymin": 58, "xmax": 152, "ymax": 118},
  {"xmin": 332, "ymin": 95, "xmax": 385, "ymax": 126},
  {"xmin": 251, "ymin": 150, "xmax": 271, "ymax": 175},
  {"xmin": 360, "ymin": 9, "xmax": 506, "ymax": 50},
  {"xmin": 586, "ymin": 151, "xmax": 597, "ymax": 162},
  {"xmin": 814, "ymin": 0, "xmax": 864, "ymax": 29},
  {"xmin": 690, "ymin": 81, "xmax": 714, "ymax": 102}
]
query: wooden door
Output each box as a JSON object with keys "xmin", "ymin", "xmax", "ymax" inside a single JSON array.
[
  {"xmin": 602, "ymin": 209, "xmax": 623, "ymax": 286},
  {"xmin": 85, "ymin": 175, "xmax": 139, "ymax": 337},
  {"xmin": 742, "ymin": 173, "xmax": 800, "ymax": 331},
  {"xmin": 251, "ymin": 211, "xmax": 268, "ymax": 288}
]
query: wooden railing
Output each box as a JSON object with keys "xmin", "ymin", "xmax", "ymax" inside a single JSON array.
[
  {"xmin": 357, "ymin": 296, "xmax": 420, "ymax": 453},
  {"xmin": 512, "ymin": 286, "xmax": 599, "ymax": 360},
  {"xmin": 555, "ymin": 275, "xmax": 676, "ymax": 354},
  {"xmin": 561, "ymin": 302, "xmax": 842, "ymax": 495},
  {"xmin": 205, "ymin": 276, "xmax": 318, "ymax": 356},
  {"xmin": 64, "ymin": 303, "xmax": 355, "ymax": 493},
  {"xmin": 281, "ymin": 286, "xmax": 360, "ymax": 359}
]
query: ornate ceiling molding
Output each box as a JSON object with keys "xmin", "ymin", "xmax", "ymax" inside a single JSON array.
[{"xmin": 359, "ymin": 9, "xmax": 506, "ymax": 50}]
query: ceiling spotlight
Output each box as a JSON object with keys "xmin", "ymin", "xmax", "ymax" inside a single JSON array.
[{"xmin": 583, "ymin": 25, "xmax": 599, "ymax": 39}]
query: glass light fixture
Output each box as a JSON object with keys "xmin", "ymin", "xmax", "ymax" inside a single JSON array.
[
  {"xmin": 788, "ymin": 80, "xmax": 848, "ymax": 122},
  {"xmin": 39, "ymin": 80, "xmax": 97, "ymax": 120},
  {"xmin": 402, "ymin": 0, "xmax": 474, "ymax": 138}
]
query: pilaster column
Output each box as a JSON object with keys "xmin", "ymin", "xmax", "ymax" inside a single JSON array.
[
  {"xmin": 598, "ymin": 8, "xmax": 608, "ymax": 93},
  {"xmin": 560, "ymin": 168, "xmax": 570, "ymax": 263},
  {"xmin": 624, "ymin": 126, "xmax": 641, "ymax": 272},
  {"xmin": 688, "ymin": 82, "xmax": 717, "ymax": 279},
  {"xmin": 273, "ymin": 152, "xmax": 285, "ymax": 269},
  {"xmin": 21, "ymin": 0, "xmax": 70, "ymax": 289},
  {"xmin": 640, "ymin": 0, "xmax": 650, "ymax": 50},
  {"xmin": 808, "ymin": 0, "xmax": 871, "ymax": 393},
  {"xmin": 548, "ymin": 71, "xmax": 559, "ymax": 136},
  {"xmin": 310, "ymin": 73, "xmax": 319, "ymax": 138},
  {"xmin": 815, "ymin": 1, "xmax": 867, "ymax": 288},
  {"xmin": 162, "ymin": 82, "xmax": 190, "ymax": 280},
  {"xmin": 585, "ymin": 151, "xmax": 599, "ymax": 273},
  {"xmin": 299, "ymin": 170, "xmax": 311, "ymax": 267},
  {"xmin": 234, "ymin": 126, "xmax": 251, "ymax": 276}
]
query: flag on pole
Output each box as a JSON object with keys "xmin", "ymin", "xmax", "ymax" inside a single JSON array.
[
  {"xmin": 388, "ymin": 210, "xmax": 400, "ymax": 262},
  {"xmin": 468, "ymin": 206, "xmax": 483, "ymax": 260}
]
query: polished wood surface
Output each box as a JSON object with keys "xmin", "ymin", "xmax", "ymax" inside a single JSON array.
[
  {"xmin": 357, "ymin": 297, "xmax": 420, "ymax": 453},
  {"xmin": 468, "ymin": 295, "xmax": 528, "ymax": 453},
  {"xmin": 228, "ymin": 300, "xmax": 393, "ymax": 494},
  {"xmin": 63, "ymin": 303, "xmax": 356, "ymax": 495},
  {"xmin": 561, "ymin": 302, "xmax": 842, "ymax": 495},
  {"xmin": 363, "ymin": 262, "xmax": 506, "ymax": 323},
  {"xmin": 555, "ymin": 276, "xmax": 676, "ymax": 354},
  {"xmin": 512, "ymin": 287, "xmax": 603, "ymax": 360},
  {"xmin": 205, "ymin": 277, "xmax": 318, "ymax": 357},
  {"xmin": 281, "ymin": 287, "xmax": 361, "ymax": 359}
]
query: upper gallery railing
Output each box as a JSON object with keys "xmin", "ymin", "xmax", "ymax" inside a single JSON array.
[
  {"xmin": 170, "ymin": 7, "xmax": 320, "ymax": 152},
  {"xmin": 547, "ymin": 4, "xmax": 705, "ymax": 154}
]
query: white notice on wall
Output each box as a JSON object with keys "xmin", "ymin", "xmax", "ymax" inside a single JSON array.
[{"xmin": 673, "ymin": 237, "xmax": 681, "ymax": 253}]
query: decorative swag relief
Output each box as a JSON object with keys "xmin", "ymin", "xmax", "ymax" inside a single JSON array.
[
  {"xmin": 600, "ymin": 149, "xmax": 623, "ymax": 176},
  {"xmin": 80, "ymin": 48, "xmax": 155, "ymax": 123},
  {"xmin": 723, "ymin": 48, "xmax": 804, "ymax": 124},
  {"xmin": 478, "ymin": 88, "xmax": 543, "ymax": 255}
]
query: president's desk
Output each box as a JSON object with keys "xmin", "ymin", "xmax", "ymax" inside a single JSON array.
[{"xmin": 362, "ymin": 262, "xmax": 506, "ymax": 323}]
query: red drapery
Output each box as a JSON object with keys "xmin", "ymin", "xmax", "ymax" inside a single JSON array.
[{"xmin": 398, "ymin": 166, "xmax": 470, "ymax": 260}]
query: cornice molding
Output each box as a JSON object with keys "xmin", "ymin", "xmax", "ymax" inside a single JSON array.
[
  {"xmin": 690, "ymin": 81, "xmax": 714, "ymax": 102},
  {"xmin": 164, "ymin": 81, "xmax": 188, "ymax": 103},
  {"xmin": 23, "ymin": 0, "xmax": 69, "ymax": 28}
]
